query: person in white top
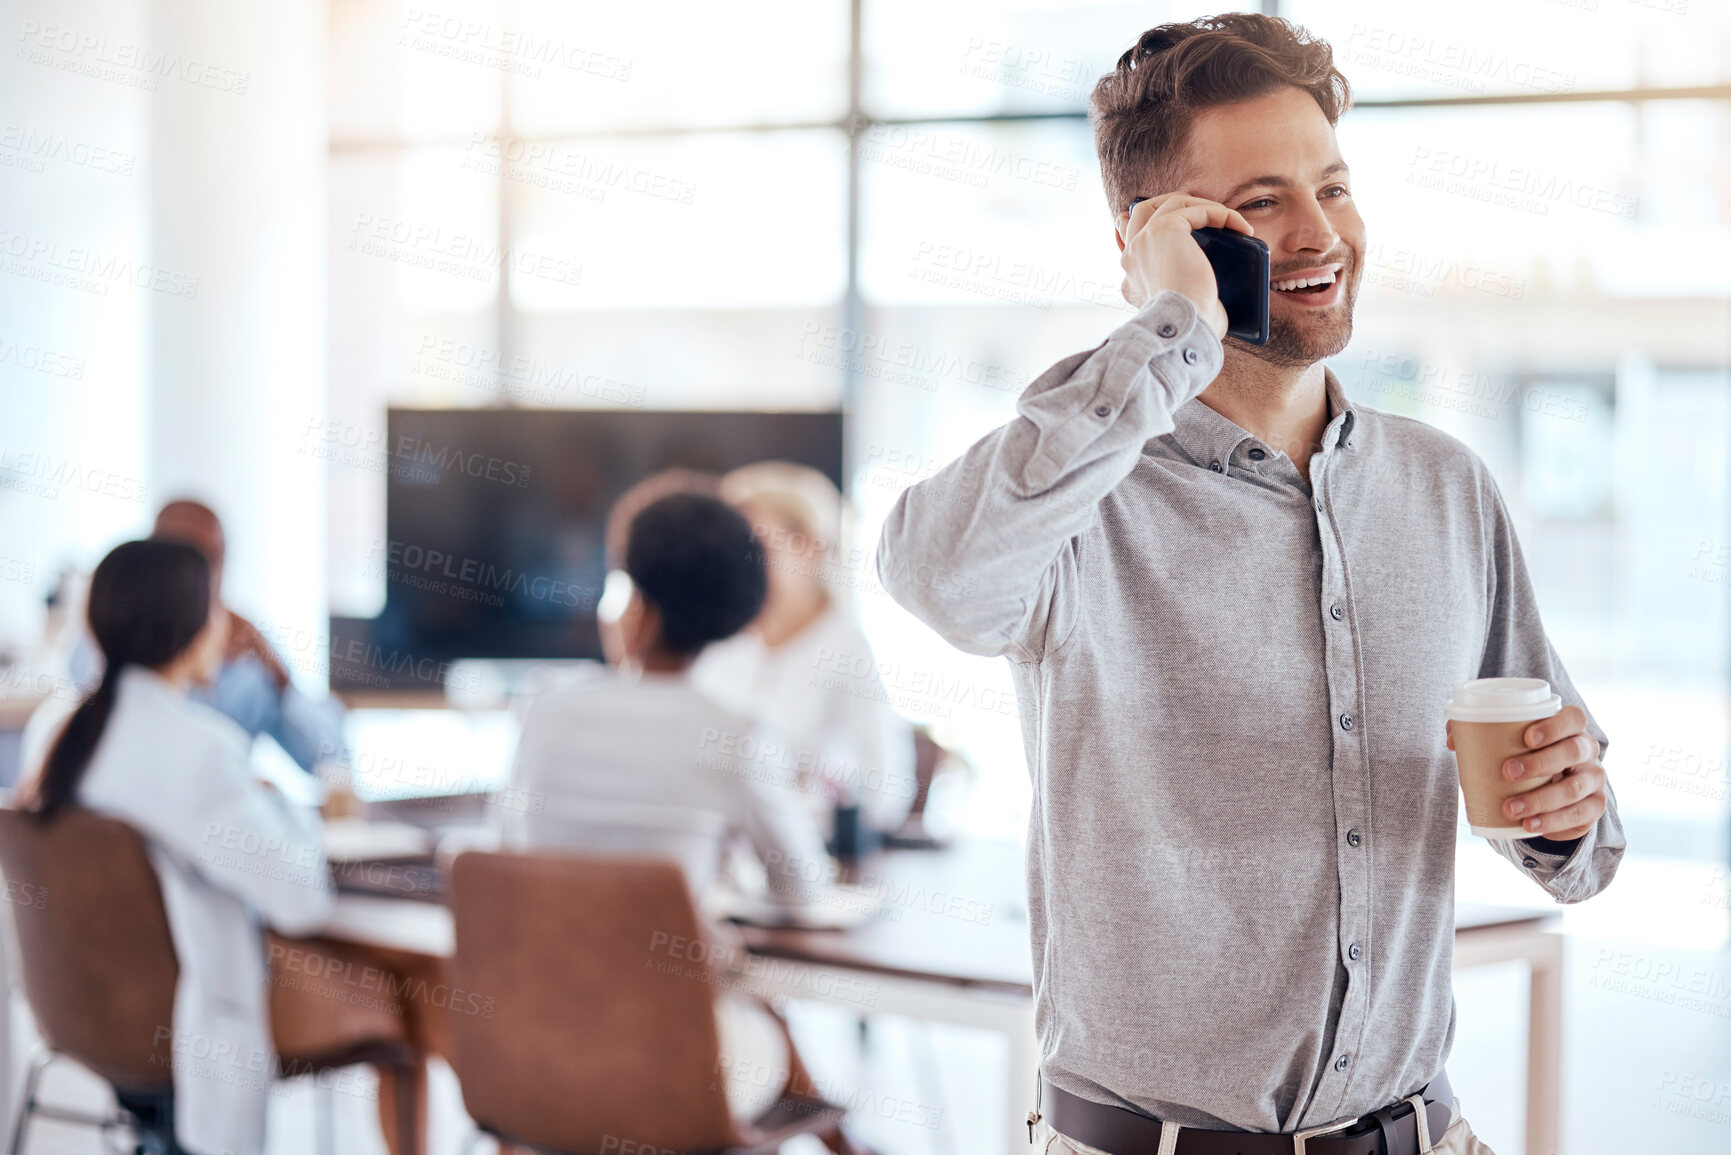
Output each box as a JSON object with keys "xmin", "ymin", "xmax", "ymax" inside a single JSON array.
[
  {"xmin": 17, "ymin": 541, "xmax": 424, "ymax": 1155},
  {"xmin": 506, "ymin": 488, "xmax": 831, "ymax": 909},
  {"xmin": 504, "ymin": 489, "xmax": 843, "ymax": 1133},
  {"xmin": 691, "ymin": 462, "xmax": 917, "ymax": 837}
]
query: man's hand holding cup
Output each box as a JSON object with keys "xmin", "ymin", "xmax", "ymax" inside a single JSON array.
[
  {"xmin": 1117, "ymin": 193, "xmax": 1254, "ymax": 341},
  {"xmin": 1445, "ymin": 688, "xmax": 1608, "ymax": 843}
]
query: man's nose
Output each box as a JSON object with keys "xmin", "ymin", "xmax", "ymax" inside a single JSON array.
[{"xmin": 1281, "ymin": 198, "xmax": 1339, "ymax": 254}]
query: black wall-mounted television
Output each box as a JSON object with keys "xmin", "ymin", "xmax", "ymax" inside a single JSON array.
[{"xmin": 357, "ymin": 408, "xmax": 844, "ymax": 673}]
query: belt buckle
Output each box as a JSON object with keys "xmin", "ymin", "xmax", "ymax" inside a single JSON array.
[{"xmin": 1291, "ymin": 1114, "xmax": 1358, "ymax": 1155}]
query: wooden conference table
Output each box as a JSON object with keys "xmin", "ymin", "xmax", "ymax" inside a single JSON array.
[{"xmin": 325, "ymin": 810, "xmax": 1562, "ymax": 1155}]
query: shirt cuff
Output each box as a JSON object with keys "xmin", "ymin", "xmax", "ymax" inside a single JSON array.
[
  {"xmin": 1521, "ymin": 835, "xmax": 1582, "ymax": 855},
  {"xmin": 1090, "ymin": 291, "xmax": 1223, "ymax": 411},
  {"xmin": 1509, "ymin": 838, "xmax": 1573, "ymax": 873},
  {"xmin": 1135, "ymin": 291, "xmax": 1225, "ymax": 407},
  {"xmin": 1020, "ymin": 290, "xmax": 1222, "ymax": 491},
  {"xmin": 1502, "ymin": 824, "xmax": 1598, "ymax": 901}
]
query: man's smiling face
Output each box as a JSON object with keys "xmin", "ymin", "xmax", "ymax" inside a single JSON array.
[{"xmin": 1173, "ymin": 85, "xmax": 1365, "ymax": 368}]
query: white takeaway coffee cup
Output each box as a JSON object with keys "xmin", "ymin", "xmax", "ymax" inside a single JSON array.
[{"xmin": 1444, "ymin": 678, "xmax": 1563, "ymax": 840}]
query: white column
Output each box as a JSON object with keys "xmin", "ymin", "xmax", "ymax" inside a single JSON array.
[
  {"xmin": 0, "ymin": 0, "xmax": 153, "ymax": 651},
  {"xmin": 147, "ymin": 0, "xmax": 328, "ymax": 687}
]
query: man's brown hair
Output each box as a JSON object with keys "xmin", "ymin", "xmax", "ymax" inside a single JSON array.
[{"xmin": 1089, "ymin": 13, "xmax": 1351, "ymax": 219}]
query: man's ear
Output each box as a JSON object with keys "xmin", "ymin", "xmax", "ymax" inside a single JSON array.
[{"xmin": 1114, "ymin": 212, "xmax": 1129, "ymax": 253}]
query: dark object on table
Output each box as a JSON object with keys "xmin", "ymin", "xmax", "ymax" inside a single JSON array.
[
  {"xmin": 331, "ymin": 854, "xmax": 446, "ymax": 903},
  {"xmin": 827, "ymin": 801, "xmax": 878, "ymax": 859}
]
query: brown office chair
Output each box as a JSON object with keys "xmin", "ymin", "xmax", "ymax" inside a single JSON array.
[
  {"xmin": 0, "ymin": 807, "xmax": 421, "ymax": 1154},
  {"xmin": 447, "ymin": 851, "xmax": 854, "ymax": 1155}
]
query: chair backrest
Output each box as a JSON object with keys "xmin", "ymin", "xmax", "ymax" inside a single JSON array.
[
  {"xmin": 448, "ymin": 851, "xmax": 738, "ymax": 1153},
  {"xmin": 0, "ymin": 808, "xmax": 178, "ymax": 1094},
  {"xmin": 514, "ymin": 798, "xmax": 730, "ymax": 899}
]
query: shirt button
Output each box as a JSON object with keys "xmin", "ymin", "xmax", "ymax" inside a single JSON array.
[
  {"xmin": 1334, "ymin": 1055, "xmax": 1350, "ymax": 1072},
  {"xmin": 1339, "ymin": 713, "xmax": 1354, "ymax": 731},
  {"xmin": 1522, "ymin": 856, "xmax": 1540, "ymax": 869},
  {"xmin": 1157, "ymin": 322, "xmax": 1178, "ymax": 338},
  {"xmin": 1330, "ymin": 604, "xmax": 1344, "ymax": 621},
  {"xmin": 1210, "ymin": 460, "xmax": 1223, "ymax": 473},
  {"xmin": 1346, "ymin": 829, "xmax": 1362, "ymax": 847},
  {"xmin": 1348, "ymin": 944, "xmax": 1362, "ymax": 961},
  {"xmin": 1095, "ymin": 405, "xmax": 1111, "ymax": 417},
  {"xmin": 1248, "ymin": 447, "xmax": 1266, "ymax": 461},
  {"xmin": 1315, "ymin": 500, "xmax": 1323, "ymax": 513},
  {"xmin": 1183, "ymin": 347, "xmax": 1199, "ymax": 364}
]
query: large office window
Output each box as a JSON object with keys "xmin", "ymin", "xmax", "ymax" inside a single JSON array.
[{"xmin": 328, "ymin": 2, "xmax": 1731, "ymax": 888}]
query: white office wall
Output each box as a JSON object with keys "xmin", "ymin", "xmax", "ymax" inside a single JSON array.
[
  {"xmin": 0, "ymin": 0, "xmax": 152, "ymax": 653},
  {"xmin": 0, "ymin": 0, "xmax": 328, "ymax": 688},
  {"xmin": 146, "ymin": 0, "xmax": 328, "ymax": 676}
]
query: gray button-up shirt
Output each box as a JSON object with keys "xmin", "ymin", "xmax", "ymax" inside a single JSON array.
[{"xmin": 876, "ymin": 289, "xmax": 1625, "ymax": 1133}]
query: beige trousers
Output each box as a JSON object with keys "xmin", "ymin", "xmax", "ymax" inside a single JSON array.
[{"xmin": 1036, "ymin": 1097, "xmax": 1497, "ymax": 1155}]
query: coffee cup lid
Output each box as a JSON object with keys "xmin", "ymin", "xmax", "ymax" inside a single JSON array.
[{"xmin": 1444, "ymin": 677, "xmax": 1562, "ymax": 723}]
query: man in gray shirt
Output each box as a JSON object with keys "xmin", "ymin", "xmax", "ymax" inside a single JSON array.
[{"xmin": 876, "ymin": 14, "xmax": 1623, "ymax": 1155}]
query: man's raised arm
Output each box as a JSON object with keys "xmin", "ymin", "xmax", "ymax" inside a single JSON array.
[
  {"xmin": 876, "ymin": 289, "xmax": 1222, "ymax": 662},
  {"xmin": 876, "ymin": 192, "xmax": 1252, "ymax": 661}
]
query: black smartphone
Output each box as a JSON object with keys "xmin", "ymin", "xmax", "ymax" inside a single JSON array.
[{"xmin": 1127, "ymin": 198, "xmax": 1270, "ymax": 345}]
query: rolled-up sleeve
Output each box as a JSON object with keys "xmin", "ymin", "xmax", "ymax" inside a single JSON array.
[{"xmin": 876, "ymin": 290, "xmax": 1223, "ymax": 663}]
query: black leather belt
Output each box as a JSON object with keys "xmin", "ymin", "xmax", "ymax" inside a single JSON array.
[{"xmin": 1033, "ymin": 1069, "xmax": 1453, "ymax": 1155}]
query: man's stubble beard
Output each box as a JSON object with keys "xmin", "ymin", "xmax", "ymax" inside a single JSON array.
[{"xmin": 1228, "ymin": 258, "xmax": 1360, "ymax": 370}]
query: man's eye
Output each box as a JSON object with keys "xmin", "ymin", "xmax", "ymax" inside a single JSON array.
[
  {"xmin": 1322, "ymin": 185, "xmax": 1350, "ymax": 199},
  {"xmin": 1239, "ymin": 198, "xmax": 1274, "ymax": 211}
]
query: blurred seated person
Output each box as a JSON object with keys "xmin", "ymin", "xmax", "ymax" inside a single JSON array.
[
  {"xmin": 691, "ymin": 462, "xmax": 916, "ymax": 837},
  {"xmin": 503, "ymin": 488, "xmax": 840, "ymax": 1131},
  {"xmin": 18, "ymin": 541, "xmax": 432, "ymax": 1155},
  {"xmin": 504, "ymin": 488, "xmax": 829, "ymax": 907},
  {"xmin": 67, "ymin": 499, "xmax": 346, "ymax": 774}
]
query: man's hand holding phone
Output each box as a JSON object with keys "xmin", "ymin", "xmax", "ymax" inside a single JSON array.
[{"xmin": 1118, "ymin": 194, "xmax": 1255, "ymax": 341}]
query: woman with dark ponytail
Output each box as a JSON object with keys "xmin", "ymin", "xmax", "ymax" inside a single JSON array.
[
  {"xmin": 16, "ymin": 540, "xmax": 424, "ymax": 1155},
  {"xmin": 25, "ymin": 539, "xmax": 221, "ymax": 820}
]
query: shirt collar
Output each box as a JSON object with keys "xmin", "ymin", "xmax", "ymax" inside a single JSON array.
[{"xmin": 1166, "ymin": 364, "xmax": 1360, "ymax": 473}]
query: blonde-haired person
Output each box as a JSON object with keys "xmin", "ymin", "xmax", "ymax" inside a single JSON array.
[{"xmin": 691, "ymin": 462, "xmax": 917, "ymax": 838}]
